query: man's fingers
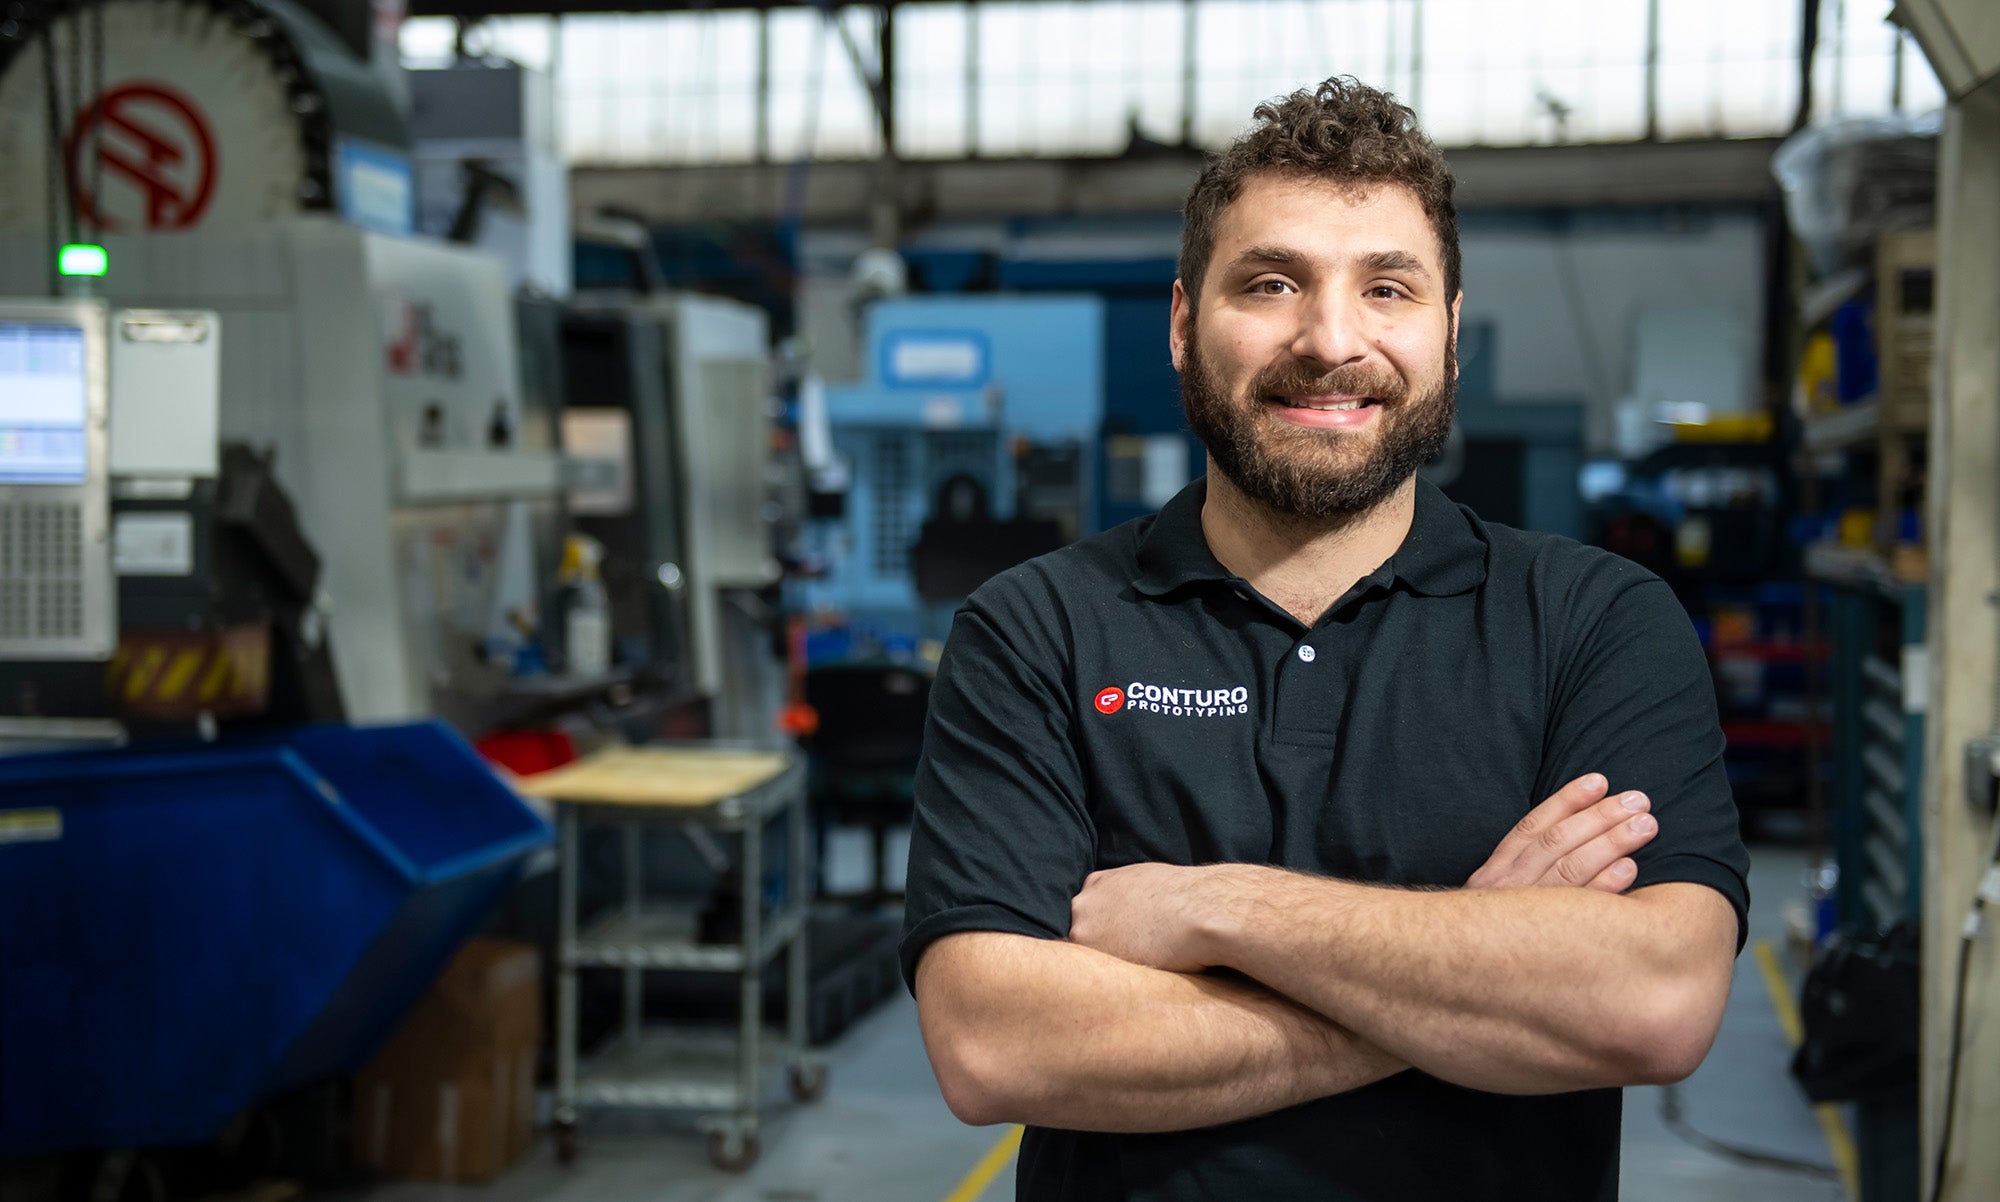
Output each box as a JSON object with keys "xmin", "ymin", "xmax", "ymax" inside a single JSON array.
[
  {"xmin": 1465, "ymin": 774, "xmax": 1615, "ymax": 890},
  {"xmin": 1542, "ymin": 790, "xmax": 1651, "ymax": 858},
  {"xmin": 1553, "ymin": 808, "xmax": 1659, "ymax": 891},
  {"xmin": 1501, "ymin": 773, "xmax": 1608, "ymax": 857},
  {"xmin": 1585, "ymin": 858, "xmax": 1639, "ymax": 893},
  {"xmin": 1468, "ymin": 773, "xmax": 1660, "ymax": 892}
]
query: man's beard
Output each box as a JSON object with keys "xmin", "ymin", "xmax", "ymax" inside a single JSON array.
[{"xmin": 1180, "ymin": 329, "xmax": 1457, "ymax": 522}]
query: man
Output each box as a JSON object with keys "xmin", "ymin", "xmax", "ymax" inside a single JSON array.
[{"xmin": 902, "ymin": 76, "xmax": 1749, "ymax": 1201}]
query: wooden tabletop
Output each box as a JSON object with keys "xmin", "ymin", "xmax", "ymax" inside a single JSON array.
[{"xmin": 515, "ymin": 745, "xmax": 794, "ymax": 808}]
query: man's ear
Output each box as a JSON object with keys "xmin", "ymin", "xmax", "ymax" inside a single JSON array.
[
  {"xmin": 1170, "ymin": 279, "xmax": 1192, "ymax": 372},
  {"xmin": 1449, "ymin": 291, "xmax": 1462, "ymax": 381}
]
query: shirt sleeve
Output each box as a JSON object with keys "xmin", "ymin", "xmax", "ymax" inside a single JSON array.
[
  {"xmin": 900, "ymin": 598, "xmax": 1097, "ymax": 992},
  {"xmin": 1535, "ymin": 571, "xmax": 1752, "ymax": 951}
]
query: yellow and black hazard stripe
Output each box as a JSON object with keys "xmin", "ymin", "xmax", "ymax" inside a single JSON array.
[{"xmin": 106, "ymin": 628, "xmax": 270, "ymax": 717}]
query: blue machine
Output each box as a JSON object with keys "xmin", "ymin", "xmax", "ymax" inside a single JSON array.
[
  {"xmin": 0, "ymin": 721, "xmax": 551, "ymax": 1155},
  {"xmin": 803, "ymin": 295, "xmax": 1105, "ymax": 643}
]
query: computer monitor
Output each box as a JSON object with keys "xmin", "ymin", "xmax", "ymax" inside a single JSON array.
[
  {"xmin": 0, "ymin": 298, "xmax": 113, "ymax": 661},
  {"xmin": 0, "ymin": 319, "xmax": 91, "ymax": 484}
]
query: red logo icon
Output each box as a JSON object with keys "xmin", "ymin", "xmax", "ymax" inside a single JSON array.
[
  {"xmin": 64, "ymin": 81, "xmax": 219, "ymax": 232},
  {"xmin": 1093, "ymin": 686, "xmax": 1125, "ymax": 715}
]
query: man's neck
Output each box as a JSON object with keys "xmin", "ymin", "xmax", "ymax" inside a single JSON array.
[{"xmin": 1199, "ymin": 467, "xmax": 1419, "ymax": 627}]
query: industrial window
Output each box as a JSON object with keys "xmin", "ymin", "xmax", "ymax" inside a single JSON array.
[{"xmin": 403, "ymin": 0, "xmax": 1945, "ymax": 166}]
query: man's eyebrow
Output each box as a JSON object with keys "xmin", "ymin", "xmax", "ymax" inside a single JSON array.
[
  {"xmin": 1225, "ymin": 245, "xmax": 1305, "ymax": 272},
  {"xmin": 1224, "ymin": 246, "xmax": 1434, "ymax": 284},
  {"xmin": 1359, "ymin": 250, "xmax": 1433, "ymax": 281}
]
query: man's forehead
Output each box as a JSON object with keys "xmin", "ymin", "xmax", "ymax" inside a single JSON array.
[{"xmin": 1213, "ymin": 174, "xmax": 1440, "ymax": 272}]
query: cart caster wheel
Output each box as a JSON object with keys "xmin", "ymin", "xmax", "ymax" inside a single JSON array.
[
  {"xmin": 789, "ymin": 1062, "xmax": 828, "ymax": 1103},
  {"xmin": 555, "ymin": 1123, "xmax": 578, "ymax": 1166},
  {"xmin": 706, "ymin": 1129, "xmax": 760, "ymax": 1172}
]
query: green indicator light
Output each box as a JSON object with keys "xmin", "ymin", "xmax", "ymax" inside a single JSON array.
[{"xmin": 59, "ymin": 244, "xmax": 108, "ymax": 277}]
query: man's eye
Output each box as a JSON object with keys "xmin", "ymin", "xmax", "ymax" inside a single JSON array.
[
  {"xmin": 1368, "ymin": 286, "xmax": 1405, "ymax": 300},
  {"xmin": 1253, "ymin": 279, "xmax": 1293, "ymax": 295}
]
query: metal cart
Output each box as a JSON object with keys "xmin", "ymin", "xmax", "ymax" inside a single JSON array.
[{"xmin": 521, "ymin": 744, "xmax": 826, "ymax": 1171}]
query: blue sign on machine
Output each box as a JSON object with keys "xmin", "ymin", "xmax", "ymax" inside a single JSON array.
[{"xmin": 880, "ymin": 330, "xmax": 990, "ymax": 390}]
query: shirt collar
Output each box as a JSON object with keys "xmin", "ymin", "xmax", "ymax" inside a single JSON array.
[{"xmin": 1133, "ymin": 475, "xmax": 1488, "ymax": 599}]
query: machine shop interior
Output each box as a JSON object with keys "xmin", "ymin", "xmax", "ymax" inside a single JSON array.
[{"xmin": 0, "ymin": 0, "xmax": 1996, "ymax": 1198}]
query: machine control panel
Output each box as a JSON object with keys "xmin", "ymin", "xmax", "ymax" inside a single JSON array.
[{"xmin": 0, "ymin": 300, "xmax": 114, "ymax": 661}]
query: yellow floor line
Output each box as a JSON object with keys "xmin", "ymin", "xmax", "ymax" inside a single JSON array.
[
  {"xmin": 1755, "ymin": 938, "xmax": 1860, "ymax": 1200},
  {"xmin": 942, "ymin": 1125, "xmax": 1024, "ymax": 1202}
]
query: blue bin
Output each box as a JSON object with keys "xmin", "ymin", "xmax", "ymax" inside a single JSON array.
[{"xmin": 0, "ymin": 721, "xmax": 551, "ymax": 1154}]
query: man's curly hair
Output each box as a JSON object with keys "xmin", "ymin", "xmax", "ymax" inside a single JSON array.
[{"xmin": 1178, "ymin": 76, "xmax": 1459, "ymax": 308}]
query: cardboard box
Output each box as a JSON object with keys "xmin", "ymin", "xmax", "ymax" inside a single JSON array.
[{"xmin": 353, "ymin": 938, "xmax": 541, "ymax": 1183}]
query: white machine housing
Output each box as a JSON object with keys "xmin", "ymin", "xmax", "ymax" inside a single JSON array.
[
  {"xmin": 565, "ymin": 291, "xmax": 775, "ymax": 718},
  {"xmin": 0, "ymin": 223, "xmax": 563, "ymax": 721}
]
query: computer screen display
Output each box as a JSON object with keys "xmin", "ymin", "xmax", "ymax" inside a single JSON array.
[{"xmin": 0, "ymin": 321, "xmax": 90, "ymax": 484}]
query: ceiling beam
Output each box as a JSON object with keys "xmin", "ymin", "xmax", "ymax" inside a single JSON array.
[
  {"xmin": 405, "ymin": 0, "xmax": 1077, "ymax": 17},
  {"xmin": 570, "ymin": 137, "xmax": 1786, "ymax": 228}
]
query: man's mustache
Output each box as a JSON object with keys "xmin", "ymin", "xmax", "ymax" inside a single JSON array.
[{"xmin": 1248, "ymin": 362, "xmax": 1409, "ymax": 403}]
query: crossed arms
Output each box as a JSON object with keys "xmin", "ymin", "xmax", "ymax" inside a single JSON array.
[{"xmin": 913, "ymin": 773, "xmax": 1740, "ymax": 1133}]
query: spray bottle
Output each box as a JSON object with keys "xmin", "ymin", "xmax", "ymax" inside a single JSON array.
[{"xmin": 560, "ymin": 534, "xmax": 611, "ymax": 677}]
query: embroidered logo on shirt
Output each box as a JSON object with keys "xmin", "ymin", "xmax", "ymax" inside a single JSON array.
[{"xmin": 1095, "ymin": 681, "xmax": 1250, "ymax": 717}]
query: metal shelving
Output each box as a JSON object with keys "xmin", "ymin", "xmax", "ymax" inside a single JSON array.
[
  {"xmin": 524, "ymin": 745, "xmax": 826, "ymax": 1172},
  {"xmin": 1827, "ymin": 582, "xmax": 1927, "ymax": 929},
  {"xmin": 1802, "ymin": 397, "xmax": 1883, "ymax": 454},
  {"xmin": 573, "ymin": 1028, "xmax": 802, "ymax": 1112},
  {"xmin": 570, "ymin": 905, "xmax": 810, "ymax": 973}
]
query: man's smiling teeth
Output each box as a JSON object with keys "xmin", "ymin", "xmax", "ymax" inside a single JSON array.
[{"xmin": 1280, "ymin": 397, "xmax": 1371, "ymax": 411}]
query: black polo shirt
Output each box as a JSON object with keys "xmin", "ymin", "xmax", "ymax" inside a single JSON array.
[{"xmin": 902, "ymin": 477, "xmax": 1750, "ymax": 1202}]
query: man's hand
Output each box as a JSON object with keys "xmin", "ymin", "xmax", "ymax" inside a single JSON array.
[
  {"xmin": 1464, "ymin": 773, "xmax": 1657, "ymax": 892},
  {"xmin": 1071, "ymin": 773, "xmax": 1661, "ymax": 971},
  {"xmin": 1070, "ymin": 862, "xmax": 1223, "ymax": 973}
]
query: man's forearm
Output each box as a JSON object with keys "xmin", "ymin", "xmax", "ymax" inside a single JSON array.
[
  {"xmin": 1199, "ymin": 873, "xmax": 1735, "ymax": 1095},
  {"xmin": 915, "ymin": 930, "xmax": 1403, "ymax": 1132}
]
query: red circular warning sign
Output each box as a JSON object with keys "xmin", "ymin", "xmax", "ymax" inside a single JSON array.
[
  {"xmin": 1094, "ymin": 686, "xmax": 1126, "ymax": 715},
  {"xmin": 63, "ymin": 81, "xmax": 219, "ymax": 233}
]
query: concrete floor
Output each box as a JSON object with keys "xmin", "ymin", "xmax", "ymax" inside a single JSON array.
[
  {"xmin": 332, "ymin": 835, "xmax": 1852, "ymax": 1202},
  {"xmin": 1620, "ymin": 841, "xmax": 1849, "ymax": 1202}
]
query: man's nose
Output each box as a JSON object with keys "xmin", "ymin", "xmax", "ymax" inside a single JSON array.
[{"xmin": 1288, "ymin": 292, "xmax": 1371, "ymax": 371}]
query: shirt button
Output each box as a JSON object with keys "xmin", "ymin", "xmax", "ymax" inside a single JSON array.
[{"xmin": 1297, "ymin": 645, "xmax": 1316, "ymax": 663}]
